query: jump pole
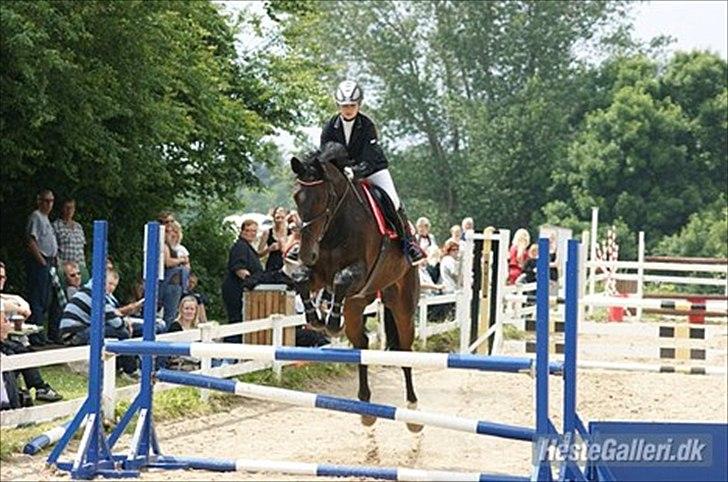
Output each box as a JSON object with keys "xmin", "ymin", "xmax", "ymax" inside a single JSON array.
[{"xmin": 155, "ymin": 368, "xmax": 536, "ymax": 441}]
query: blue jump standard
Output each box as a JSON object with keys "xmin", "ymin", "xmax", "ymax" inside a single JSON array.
[{"xmin": 106, "ymin": 342, "xmax": 564, "ymax": 375}]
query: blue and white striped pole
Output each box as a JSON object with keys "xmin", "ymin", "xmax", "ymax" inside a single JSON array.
[
  {"xmin": 155, "ymin": 455, "xmax": 530, "ymax": 482},
  {"xmin": 107, "ymin": 343, "xmax": 564, "ymax": 375},
  {"xmin": 156, "ymin": 369, "xmax": 536, "ymax": 441}
]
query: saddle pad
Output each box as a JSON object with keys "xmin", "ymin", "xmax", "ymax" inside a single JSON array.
[{"xmin": 360, "ymin": 182, "xmax": 398, "ymax": 240}]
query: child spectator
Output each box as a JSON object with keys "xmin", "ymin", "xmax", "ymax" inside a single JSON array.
[{"xmin": 517, "ymin": 244, "xmax": 539, "ymax": 285}]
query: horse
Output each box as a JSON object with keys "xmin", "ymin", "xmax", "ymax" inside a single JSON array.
[{"xmin": 290, "ymin": 142, "xmax": 422, "ymax": 431}]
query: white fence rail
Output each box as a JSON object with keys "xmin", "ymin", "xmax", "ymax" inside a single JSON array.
[{"xmin": 0, "ymin": 292, "xmax": 462, "ymax": 428}]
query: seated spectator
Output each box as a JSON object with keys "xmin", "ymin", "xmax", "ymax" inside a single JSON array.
[
  {"xmin": 440, "ymin": 240, "xmax": 461, "ymax": 293},
  {"xmin": 59, "ymin": 269, "xmax": 138, "ymax": 377},
  {"xmin": 516, "ymin": 244, "xmax": 538, "ymax": 285},
  {"xmin": 169, "ymin": 296, "xmax": 200, "ymax": 332},
  {"xmin": 1, "ymin": 265, "xmax": 63, "ymax": 407},
  {"xmin": 62, "ymin": 261, "xmax": 82, "ymax": 299},
  {"xmin": 182, "ymin": 273, "xmax": 208, "ymax": 323},
  {"xmin": 508, "ymin": 228, "xmax": 530, "ymax": 284},
  {"xmin": 417, "ymin": 258, "xmax": 444, "ymax": 295},
  {"xmin": 258, "ymin": 206, "xmax": 289, "ymax": 272},
  {"xmin": 415, "ymin": 217, "xmax": 437, "ymax": 252}
]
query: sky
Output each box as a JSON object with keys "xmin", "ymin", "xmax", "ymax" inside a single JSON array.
[
  {"xmin": 630, "ymin": 1, "xmax": 727, "ymax": 59},
  {"xmin": 220, "ymin": 0, "xmax": 728, "ymax": 155}
]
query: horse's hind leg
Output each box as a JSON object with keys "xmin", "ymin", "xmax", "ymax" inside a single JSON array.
[{"xmin": 343, "ymin": 298, "xmax": 376, "ymax": 427}]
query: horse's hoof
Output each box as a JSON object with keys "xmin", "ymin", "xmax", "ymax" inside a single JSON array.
[
  {"xmin": 406, "ymin": 401, "xmax": 423, "ymax": 432},
  {"xmin": 361, "ymin": 415, "xmax": 377, "ymax": 427}
]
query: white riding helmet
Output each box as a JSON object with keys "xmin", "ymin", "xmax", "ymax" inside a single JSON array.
[{"xmin": 334, "ymin": 80, "xmax": 363, "ymax": 106}]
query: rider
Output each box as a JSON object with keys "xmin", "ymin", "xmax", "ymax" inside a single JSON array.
[{"xmin": 320, "ymin": 79, "xmax": 425, "ymax": 264}]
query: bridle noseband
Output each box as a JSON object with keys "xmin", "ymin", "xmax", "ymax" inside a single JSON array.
[{"xmin": 297, "ymin": 177, "xmax": 351, "ymax": 243}]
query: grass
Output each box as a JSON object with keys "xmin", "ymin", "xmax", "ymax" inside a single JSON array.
[{"xmin": 0, "ymin": 327, "xmax": 458, "ymax": 461}]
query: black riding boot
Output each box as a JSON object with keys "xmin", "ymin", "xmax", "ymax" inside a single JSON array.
[{"xmin": 396, "ymin": 207, "xmax": 426, "ymax": 264}]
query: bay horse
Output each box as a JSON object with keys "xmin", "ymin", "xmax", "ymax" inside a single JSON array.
[{"xmin": 290, "ymin": 142, "xmax": 422, "ymax": 431}]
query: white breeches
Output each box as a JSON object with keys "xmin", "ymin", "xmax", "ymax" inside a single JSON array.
[{"xmin": 366, "ymin": 169, "xmax": 400, "ymax": 210}]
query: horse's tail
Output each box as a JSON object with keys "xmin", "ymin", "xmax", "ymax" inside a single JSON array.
[{"xmin": 383, "ymin": 307, "xmax": 400, "ymax": 351}]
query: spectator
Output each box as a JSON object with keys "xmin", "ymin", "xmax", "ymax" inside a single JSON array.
[
  {"xmin": 62, "ymin": 261, "xmax": 82, "ymax": 299},
  {"xmin": 415, "ymin": 217, "xmax": 437, "ymax": 252},
  {"xmin": 1, "ymin": 263, "xmax": 63, "ymax": 405},
  {"xmin": 508, "ymin": 228, "xmax": 531, "ymax": 285},
  {"xmin": 25, "ymin": 189, "xmax": 58, "ymax": 346},
  {"xmin": 157, "ymin": 211, "xmax": 175, "ymax": 226},
  {"xmin": 281, "ymin": 214, "xmax": 302, "ymax": 279},
  {"xmin": 517, "ymin": 244, "xmax": 539, "ymax": 285},
  {"xmin": 221, "ymin": 220, "xmax": 290, "ymax": 342},
  {"xmin": 448, "ymin": 225, "xmax": 462, "ymax": 245},
  {"xmin": 52, "ymin": 198, "xmax": 86, "ymax": 272},
  {"xmin": 548, "ymin": 232, "xmax": 559, "ymax": 295},
  {"xmin": 440, "ymin": 240, "xmax": 461, "ymax": 293},
  {"xmin": 416, "ymin": 256, "xmax": 444, "ymax": 295},
  {"xmin": 258, "ymin": 206, "xmax": 289, "ymax": 272},
  {"xmin": 461, "ymin": 217, "xmax": 474, "ymax": 237},
  {"xmin": 1, "ymin": 311, "xmax": 63, "ymax": 408},
  {"xmin": 424, "ymin": 244, "xmax": 442, "ymax": 284},
  {"xmin": 159, "ymin": 222, "xmax": 189, "ymax": 329},
  {"xmin": 182, "ymin": 273, "xmax": 208, "ymax": 324},
  {"xmin": 168, "ymin": 221, "xmax": 191, "ymax": 269},
  {"xmin": 59, "ymin": 269, "xmax": 138, "ymax": 377},
  {"xmin": 169, "ymin": 296, "xmax": 201, "ymax": 332}
]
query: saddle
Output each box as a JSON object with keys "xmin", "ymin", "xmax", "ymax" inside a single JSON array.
[{"xmin": 359, "ymin": 182, "xmax": 399, "ymax": 240}]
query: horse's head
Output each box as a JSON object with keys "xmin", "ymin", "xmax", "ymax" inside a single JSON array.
[{"xmin": 290, "ymin": 142, "xmax": 349, "ymax": 266}]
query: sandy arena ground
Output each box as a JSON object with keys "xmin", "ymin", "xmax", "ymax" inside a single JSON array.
[{"xmin": 1, "ymin": 321, "xmax": 726, "ymax": 481}]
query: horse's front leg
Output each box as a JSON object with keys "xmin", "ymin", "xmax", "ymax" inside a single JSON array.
[
  {"xmin": 292, "ymin": 266, "xmax": 325, "ymax": 331},
  {"xmin": 326, "ymin": 263, "xmax": 366, "ymax": 337},
  {"xmin": 343, "ymin": 298, "xmax": 376, "ymax": 427}
]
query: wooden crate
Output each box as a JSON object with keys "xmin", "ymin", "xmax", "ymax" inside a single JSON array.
[{"xmin": 242, "ymin": 284, "xmax": 296, "ymax": 346}]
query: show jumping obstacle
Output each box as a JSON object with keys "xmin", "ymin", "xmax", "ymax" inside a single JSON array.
[{"xmin": 48, "ymin": 221, "xmax": 727, "ymax": 481}]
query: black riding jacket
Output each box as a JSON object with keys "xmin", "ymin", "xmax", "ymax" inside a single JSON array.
[{"xmin": 320, "ymin": 113, "xmax": 388, "ymax": 178}]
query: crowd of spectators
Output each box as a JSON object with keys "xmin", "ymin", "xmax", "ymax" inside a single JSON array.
[{"xmin": 1, "ymin": 188, "xmax": 506, "ymax": 411}]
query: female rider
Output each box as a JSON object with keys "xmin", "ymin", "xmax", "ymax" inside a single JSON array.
[{"xmin": 320, "ymin": 79, "xmax": 425, "ymax": 263}]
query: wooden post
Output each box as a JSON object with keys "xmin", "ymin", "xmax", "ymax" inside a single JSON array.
[
  {"xmin": 478, "ymin": 227, "xmax": 494, "ymax": 355},
  {"xmin": 243, "ymin": 285, "xmax": 295, "ymax": 346}
]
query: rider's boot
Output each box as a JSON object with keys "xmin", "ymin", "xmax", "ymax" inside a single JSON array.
[{"xmin": 395, "ymin": 207, "xmax": 426, "ymax": 264}]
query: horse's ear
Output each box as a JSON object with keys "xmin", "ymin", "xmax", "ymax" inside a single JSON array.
[{"xmin": 290, "ymin": 156, "xmax": 304, "ymax": 176}]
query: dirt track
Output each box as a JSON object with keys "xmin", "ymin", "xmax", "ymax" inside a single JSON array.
[{"xmin": 2, "ymin": 347, "xmax": 726, "ymax": 481}]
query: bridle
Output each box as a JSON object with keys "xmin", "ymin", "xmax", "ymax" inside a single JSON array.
[{"xmin": 296, "ymin": 177, "xmax": 351, "ymax": 243}]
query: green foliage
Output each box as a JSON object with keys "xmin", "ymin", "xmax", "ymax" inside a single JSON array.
[
  {"xmin": 655, "ymin": 196, "xmax": 728, "ymax": 258},
  {"xmin": 0, "ymin": 1, "xmax": 325, "ymax": 300}
]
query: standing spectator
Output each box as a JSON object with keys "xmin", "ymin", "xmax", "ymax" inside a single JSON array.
[
  {"xmin": 62, "ymin": 261, "xmax": 82, "ymax": 299},
  {"xmin": 415, "ymin": 217, "xmax": 437, "ymax": 252},
  {"xmin": 508, "ymin": 228, "xmax": 531, "ymax": 284},
  {"xmin": 258, "ymin": 206, "xmax": 289, "ymax": 272},
  {"xmin": 440, "ymin": 240, "xmax": 461, "ymax": 293},
  {"xmin": 25, "ymin": 189, "xmax": 58, "ymax": 346},
  {"xmin": 159, "ymin": 223, "xmax": 189, "ymax": 329},
  {"xmin": 52, "ymin": 198, "xmax": 86, "ymax": 272},
  {"xmin": 461, "ymin": 217, "xmax": 474, "ymax": 237},
  {"xmin": 168, "ymin": 221, "xmax": 191, "ymax": 270}
]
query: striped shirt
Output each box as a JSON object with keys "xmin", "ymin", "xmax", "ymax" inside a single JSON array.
[{"xmin": 60, "ymin": 287, "xmax": 123, "ymax": 330}]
